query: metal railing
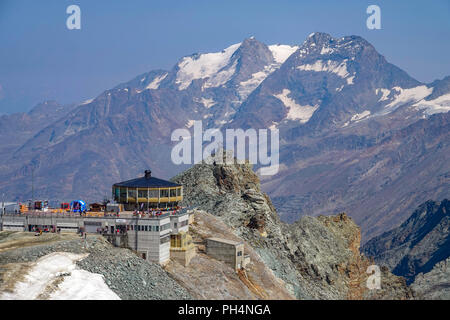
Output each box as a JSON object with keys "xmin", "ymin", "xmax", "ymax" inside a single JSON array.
[{"xmin": 1, "ymin": 207, "xmax": 191, "ymax": 221}]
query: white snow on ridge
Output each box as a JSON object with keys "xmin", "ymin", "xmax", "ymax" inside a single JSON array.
[
  {"xmin": 342, "ymin": 110, "xmax": 371, "ymax": 128},
  {"xmin": 146, "ymin": 73, "xmax": 168, "ymax": 90},
  {"xmin": 194, "ymin": 97, "xmax": 216, "ymax": 109},
  {"xmin": 268, "ymin": 44, "xmax": 299, "ymax": 64},
  {"xmin": 413, "ymin": 93, "xmax": 450, "ymax": 116},
  {"xmin": 320, "ymin": 46, "xmax": 334, "ymax": 55},
  {"xmin": 375, "ymin": 88, "xmax": 391, "ymax": 101},
  {"xmin": 202, "ymin": 60, "xmax": 238, "ymax": 90},
  {"xmin": 238, "ymin": 65, "xmax": 278, "ymax": 100},
  {"xmin": 238, "ymin": 45, "xmax": 298, "ymax": 100},
  {"xmin": 351, "ymin": 110, "xmax": 371, "ymax": 122},
  {"xmin": 80, "ymin": 98, "xmax": 93, "ymax": 105},
  {"xmin": 238, "ymin": 65, "xmax": 277, "ymax": 100},
  {"xmin": 296, "ymin": 59, "xmax": 355, "ymax": 85},
  {"xmin": 0, "ymin": 252, "xmax": 120, "ymax": 300},
  {"xmin": 381, "ymin": 85, "xmax": 432, "ymax": 115},
  {"xmin": 176, "ymin": 43, "xmax": 241, "ymax": 90},
  {"xmin": 274, "ymin": 89, "xmax": 319, "ymax": 123}
]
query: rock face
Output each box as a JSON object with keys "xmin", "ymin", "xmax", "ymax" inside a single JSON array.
[
  {"xmin": 363, "ymin": 199, "xmax": 450, "ymax": 285},
  {"xmin": 270, "ymin": 111, "xmax": 450, "ymax": 242},
  {"xmin": 0, "ymin": 100, "xmax": 75, "ymax": 157},
  {"xmin": 164, "ymin": 209, "xmax": 295, "ymax": 300},
  {"xmin": 411, "ymin": 257, "xmax": 450, "ymax": 300},
  {"xmin": 172, "ymin": 157, "xmax": 412, "ymax": 299}
]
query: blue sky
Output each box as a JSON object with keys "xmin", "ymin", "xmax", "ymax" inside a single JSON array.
[{"xmin": 0, "ymin": 0, "xmax": 449, "ymax": 114}]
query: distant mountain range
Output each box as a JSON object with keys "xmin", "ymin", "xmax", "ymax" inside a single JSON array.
[
  {"xmin": 0, "ymin": 32, "xmax": 448, "ymax": 240},
  {"xmin": 363, "ymin": 199, "xmax": 450, "ymax": 284},
  {"xmin": 363, "ymin": 199, "xmax": 450, "ymax": 299}
]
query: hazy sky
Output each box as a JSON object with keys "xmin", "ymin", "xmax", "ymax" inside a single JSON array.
[{"xmin": 0, "ymin": 0, "xmax": 449, "ymax": 114}]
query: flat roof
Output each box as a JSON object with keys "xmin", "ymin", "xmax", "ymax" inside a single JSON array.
[{"xmin": 206, "ymin": 237, "xmax": 243, "ymax": 246}]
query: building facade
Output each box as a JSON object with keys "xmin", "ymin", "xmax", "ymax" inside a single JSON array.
[
  {"xmin": 112, "ymin": 170, "xmax": 183, "ymax": 211},
  {"xmin": 1, "ymin": 210, "xmax": 191, "ymax": 264}
]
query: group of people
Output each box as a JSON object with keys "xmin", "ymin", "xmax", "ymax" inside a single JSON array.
[
  {"xmin": 32, "ymin": 226, "xmax": 61, "ymax": 236},
  {"xmin": 132, "ymin": 206, "xmax": 182, "ymax": 218}
]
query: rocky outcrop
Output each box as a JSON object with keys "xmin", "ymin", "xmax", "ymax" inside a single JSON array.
[
  {"xmin": 411, "ymin": 257, "xmax": 450, "ymax": 300},
  {"xmin": 164, "ymin": 209, "xmax": 295, "ymax": 300},
  {"xmin": 172, "ymin": 156, "xmax": 412, "ymax": 299},
  {"xmin": 363, "ymin": 199, "xmax": 450, "ymax": 284}
]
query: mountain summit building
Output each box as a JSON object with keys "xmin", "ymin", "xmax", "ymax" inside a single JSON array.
[
  {"xmin": 112, "ymin": 170, "xmax": 183, "ymax": 211},
  {"xmin": 2, "ymin": 170, "xmax": 193, "ymax": 265}
]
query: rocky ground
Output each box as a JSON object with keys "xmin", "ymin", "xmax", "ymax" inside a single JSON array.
[
  {"xmin": 172, "ymin": 155, "xmax": 413, "ymax": 300},
  {"xmin": 0, "ymin": 232, "xmax": 191, "ymax": 300},
  {"xmin": 363, "ymin": 199, "xmax": 450, "ymax": 284},
  {"xmin": 411, "ymin": 257, "xmax": 450, "ymax": 300},
  {"xmin": 165, "ymin": 209, "xmax": 294, "ymax": 300}
]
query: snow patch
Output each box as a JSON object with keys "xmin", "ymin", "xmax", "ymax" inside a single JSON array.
[
  {"xmin": 346, "ymin": 76, "xmax": 355, "ymax": 85},
  {"xmin": 375, "ymin": 88, "xmax": 391, "ymax": 101},
  {"xmin": 268, "ymin": 44, "xmax": 299, "ymax": 64},
  {"xmin": 382, "ymin": 86, "xmax": 432, "ymax": 115},
  {"xmin": 274, "ymin": 89, "xmax": 319, "ymax": 123},
  {"xmin": 297, "ymin": 60, "xmax": 355, "ymax": 84},
  {"xmin": 80, "ymin": 99, "xmax": 93, "ymax": 105},
  {"xmin": 146, "ymin": 73, "xmax": 168, "ymax": 90},
  {"xmin": 202, "ymin": 60, "xmax": 238, "ymax": 90},
  {"xmin": 214, "ymin": 119, "xmax": 228, "ymax": 125},
  {"xmin": 194, "ymin": 97, "xmax": 216, "ymax": 109},
  {"xmin": 320, "ymin": 46, "xmax": 334, "ymax": 55},
  {"xmin": 0, "ymin": 252, "xmax": 120, "ymax": 300},
  {"xmin": 413, "ymin": 93, "xmax": 450, "ymax": 115},
  {"xmin": 176, "ymin": 43, "xmax": 241, "ymax": 90},
  {"xmin": 238, "ymin": 66, "xmax": 277, "ymax": 100},
  {"xmin": 351, "ymin": 110, "xmax": 371, "ymax": 122},
  {"xmin": 237, "ymin": 45, "xmax": 298, "ymax": 100}
]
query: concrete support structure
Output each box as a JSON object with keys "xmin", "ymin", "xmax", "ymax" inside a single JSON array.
[{"xmin": 205, "ymin": 237, "xmax": 246, "ymax": 270}]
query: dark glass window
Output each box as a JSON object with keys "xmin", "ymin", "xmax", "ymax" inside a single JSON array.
[
  {"xmin": 128, "ymin": 189, "xmax": 136, "ymax": 198},
  {"xmin": 138, "ymin": 189, "xmax": 148, "ymax": 198},
  {"xmin": 149, "ymin": 189, "xmax": 159, "ymax": 198}
]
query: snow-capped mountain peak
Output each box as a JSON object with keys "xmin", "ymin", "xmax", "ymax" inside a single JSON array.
[
  {"xmin": 175, "ymin": 42, "xmax": 241, "ymax": 90},
  {"xmin": 268, "ymin": 44, "xmax": 299, "ymax": 64}
]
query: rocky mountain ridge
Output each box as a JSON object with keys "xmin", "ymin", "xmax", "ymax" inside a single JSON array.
[
  {"xmin": 172, "ymin": 157, "xmax": 412, "ymax": 299},
  {"xmin": 363, "ymin": 199, "xmax": 450, "ymax": 285}
]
